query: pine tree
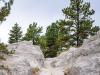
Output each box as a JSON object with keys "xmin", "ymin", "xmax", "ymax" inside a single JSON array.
[
  {"xmin": 39, "ymin": 34, "xmax": 47, "ymax": 50},
  {"xmin": 8, "ymin": 23, "xmax": 23, "ymax": 44},
  {"xmin": 0, "ymin": 0, "xmax": 14, "ymax": 57},
  {"xmin": 58, "ymin": 19, "xmax": 74, "ymax": 47},
  {"xmin": 89, "ymin": 26, "xmax": 100, "ymax": 36},
  {"xmin": 46, "ymin": 21, "xmax": 59, "ymax": 57},
  {"xmin": 0, "ymin": 0, "xmax": 14, "ymax": 24},
  {"xmin": 22, "ymin": 22, "xmax": 43, "ymax": 45},
  {"xmin": 61, "ymin": 0, "xmax": 95, "ymax": 46},
  {"xmin": 56, "ymin": 34, "xmax": 66, "ymax": 51}
]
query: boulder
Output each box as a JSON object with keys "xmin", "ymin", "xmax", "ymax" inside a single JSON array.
[{"xmin": 0, "ymin": 41, "xmax": 44, "ymax": 75}]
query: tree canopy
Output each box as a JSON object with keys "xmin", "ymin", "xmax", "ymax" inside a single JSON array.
[
  {"xmin": 0, "ymin": 0, "xmax": 14, "ymax": 24},
  {"xmin": 8, "ymin": 23, "xmax": 23, "ymax": 44},
  {"xmin": 60, "ymin": 0, "xmax": 95, "ymax": 46},
  {"xmin": 22, "ymin": 22, "xmax": 43, "ymax": 45},
  {"xmin": 46, "ymin": 21, "xmax": 59, "ymax": 57}
]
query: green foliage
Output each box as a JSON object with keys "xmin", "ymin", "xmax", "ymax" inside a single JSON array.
[
  {"xmin": 0, "ymin": 42, "xmax": 15, "ymax": 54},
  {"xmin": 89, "ymin": 26, "xmax": 100, "ymax": 36},
  {"xmin": 57, "ymin": 48, "xmax": 70, "ymax": 56},
  {"xmin": 38, "ymin": 34, "xmax": 47, "ymax": 50},
  {"xmin": 22, "ymin": 22, "xmax": 43, "ymax": 45},
  {"xmin": 6, "ymin": 49, "xmax": 15, "ymax": 55},
  {"xmin": 33, "ymin": 66, "xmax": 40, "ymax": 74},
  {"xmin": 56, "ymin": 34, "xmax": 67, "ymax": 50},
  {"xmin": 0, "ymin": 65, "xmax": 11, "ymax": 73},
  {"xmin": 0, "ymin": 0, "xmax": 14, "ymax": 61},
  {"xmin": 46, "ymin": 21, "xmax": 59, "ymax": 57},
  {"xmin": 60, "ymin": 0, "xmax": 95, "ymax": 46},
  {"xmin": 0, "ymin": 42, "xmax": 15, "ymax": 60},
  {"xmin": 0, "ymin": 0, "xmax": 14, "ymax": 24},
  {"xmin": 0, "ymin": 42, "xmax": 8, "ymax": 54},
  {"xmin": 8, "ymin": 23, "xmax": 23, "ymax": 44},
  {"xmin": 42, "ymin": 49, "xmax": 51, "ymax": 58}
]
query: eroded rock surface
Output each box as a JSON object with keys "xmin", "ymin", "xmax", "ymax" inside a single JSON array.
[
  {"xmin": 39, "ymin": 30, "xmax": 100, "ymax": 75},
  {"xmin": 0, "ymin": 41, "xmax": 44, "ymax": 75},
  {"xmin": 69, "ymin": 31, "xmax": 100, "ymax": 75}
]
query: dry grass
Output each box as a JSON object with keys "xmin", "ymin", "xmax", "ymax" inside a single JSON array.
[
  {"xmin": 0, "ymin": 65, "xmax": 12, "ymax": 75},
  {"xmin": 63, "ymin": 67, "xmax": 70, "ymax": 75},
  {"xmin": 33, "ymin": 66, "xmax": 40, "ymax": 75},
  {"xmin": 0, "ymin": 55, "xmax": 6, "ymax": 60}
]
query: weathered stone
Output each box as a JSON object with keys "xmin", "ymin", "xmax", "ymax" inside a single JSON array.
[
  {"xmin": 69, "ymin": 30, "xmax": 100, "ymax": 75},
  {"xmin": 0, "ymin": 41, "xmax": 44, "ymax": 75},
  {"xmin": 40, "ymin": 30, "xmax": 100, "ymax": 75},
  {"xmin": 0, "ymin": 70, "xmax": 8, "ymax": 75}
]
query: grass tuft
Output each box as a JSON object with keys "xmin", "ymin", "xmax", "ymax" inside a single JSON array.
[{"xmin": 33, "ymin": 66, "xmax": 40, "ymax": 75}]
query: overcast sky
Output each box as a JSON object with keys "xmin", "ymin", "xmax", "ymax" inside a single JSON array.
[{"xmin": 0, "ymin": 0, "xmax": 100, "ymax": 44}]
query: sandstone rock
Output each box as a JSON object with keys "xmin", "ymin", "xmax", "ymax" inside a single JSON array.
[{"xmin": 0, "ymin": 41, "xmax": 44, "ymax": 75}]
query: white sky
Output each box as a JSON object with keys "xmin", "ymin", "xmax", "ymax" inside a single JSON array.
[{"xmin": 0, "ymin": 0, "xmax": 100, "ymax": 44}]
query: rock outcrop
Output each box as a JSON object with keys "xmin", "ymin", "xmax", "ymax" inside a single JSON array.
[
  {"xmin": 0, "ymin": 41, "xmax": 44, "ymax": 75},
  {"xmin": 39, "ymin": 30, "xmax": 100, "ymax": 75},
  {"xmin": 69, "ymin": 30, "xmax": 100, "ymax": 75}
]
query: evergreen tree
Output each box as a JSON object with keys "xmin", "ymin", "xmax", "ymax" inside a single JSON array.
[
  {"xmin": 46, "ymin": 21, "xmax": 59, "ymax": 57},
  {"xmin": 0, "ymin": 0, "xmax": 14, "ymax": 57},
  {"xmin": 61, "ymin": 0, "xmax": 95, "ymax": 46},
  {"xmin": 89, "ymin": 26, "xmax": 100, "ymax": 36},
  {"xmin": 58, "ymin": 19, "xmax": 75, "ymax": 47},
  {"xmin": 22, "ymin": 22, "xmax": 43, "ymax": 45},
  {"xmin": 8, "ymin": 23, "xmax": 23, "ymax": 44},
  {"xmin": 0, "ymin": 0, "xmax": 14, "ymax": 24},
  {"xmin": 56, "ymin": 34, "xmax": 66, "ymax": 51},
  {"xmin": 39, "ymin": 34, "xmax": 47, "ymax": 50},
  {"xmin": 38, "ymin": 34, "xmax": 47, "ymax": 57}
]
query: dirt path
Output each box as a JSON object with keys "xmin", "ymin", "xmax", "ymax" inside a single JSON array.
[{"xmin": 39, "ymin": 58, "xmax": 65, "ymax": 75}]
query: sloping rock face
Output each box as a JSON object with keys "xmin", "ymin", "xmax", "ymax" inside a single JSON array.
[
  {"xmin": 69, "ymin": 30, "xmax": 100, "ymax": 75},
  {"xmin": 39, "ymin": 30, "xmax": 100, "ymax": 75},
  {"xmin": 0, "ymin": 41, "xmax": 44, "ymax": 75}
]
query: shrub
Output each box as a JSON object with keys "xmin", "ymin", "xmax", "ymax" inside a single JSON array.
[
  {"xmin": 6, "ymin": 50, "xmax": 16, "ymax": 55},
  {"xmin": 0, "ymin": 65, "xmax": 11, "ymax": 73},
  {"xmin": 57, "ymin": 48, "xmax": 70, "ymax": 56},
  {"xmin": 0, "ymin": 42, "xmax": 8, "ymax": 54},
  {"xmin": 33, "ymin": 66, "xmax": 40, "ymax": 75},
  {"xmin": 0, "ymin": 42, "xmax": 16, "ymax": 60}
]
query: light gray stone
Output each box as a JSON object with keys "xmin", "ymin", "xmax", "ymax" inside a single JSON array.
[
  {"xmin": 40, "ymin": 30, "xmax": 100, "ymax": 75},
  {"xmin": 0, "ymin": 70, "xmax": 8, "ymax": 75},
  {"xmin": 69, "ymin": 30, "xmax": 100, "ymax": 75},
  {"xmin": 0, "ymin": 41, "xmax": 44, "ymax": 75}
]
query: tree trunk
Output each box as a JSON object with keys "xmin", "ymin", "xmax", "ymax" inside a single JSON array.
[{"xmin": 77, "ymin": 0, "xmax": 80, "ymax": 47}]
